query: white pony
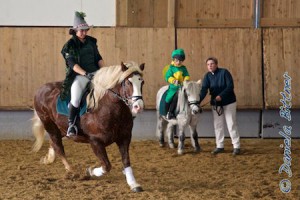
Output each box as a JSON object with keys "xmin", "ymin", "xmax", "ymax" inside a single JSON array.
[{"xmin": 156, "ymin": 80, "xmax": 202, "ymax": 155}]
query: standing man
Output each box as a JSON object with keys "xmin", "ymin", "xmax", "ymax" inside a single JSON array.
[{"xmin": 199, "ymin": 57, "xmax": 240, "ymax": 155}]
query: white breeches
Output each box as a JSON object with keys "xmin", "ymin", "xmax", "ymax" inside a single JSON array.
[
  {"xmin": 70, "ymin": 75, "xmax": 90, "ymax": 108},
  {"xmin": 212, "ymin": 102, "xmax": 240, "ymax": 149}
]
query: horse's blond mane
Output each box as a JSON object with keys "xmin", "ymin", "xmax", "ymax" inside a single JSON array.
[{"xmin": 87, "ymin": 61, "xmax": 143, "ymax": 110}]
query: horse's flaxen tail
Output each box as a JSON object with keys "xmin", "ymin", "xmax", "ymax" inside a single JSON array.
[{"xmin": 31, "ymin": 110, "xmax": 46, "ymax": 152}]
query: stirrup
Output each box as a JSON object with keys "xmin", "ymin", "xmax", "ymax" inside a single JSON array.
[{"xmin": 67, "ymin": 124, "xmax": 78, "ymax": 137}]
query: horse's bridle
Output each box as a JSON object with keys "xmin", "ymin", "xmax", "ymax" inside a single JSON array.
[
  {"xmin": 183, "ymin": 89, "xmax": 200, "ymax": 107},
  {"xmin": 108, "ymin": 78, "xmax": 143, "ymax": 107}
]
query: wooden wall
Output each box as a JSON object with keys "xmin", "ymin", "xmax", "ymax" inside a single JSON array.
[
  {"xmin": 0, "ymin": 27, "xmax": 175, "ymax": 109},
  {"xmin": 263, "ymin": 28, "xmax": 300, "ymax": 109},
  {"xmin": 1, "ymin": 0, "xmax": 300, "ymax": 110},
  {"xmin": 177, "ymin": 28, "xmax": 262, "ymax": 109}
]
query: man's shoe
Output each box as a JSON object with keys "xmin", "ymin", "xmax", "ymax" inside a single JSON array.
[
  {"xmin": 211, "ymin": 148, "xmax": 224, "ymax": 155},
  {"xmin": 232, "ymin": 148, "xmax": 241, "ymax": 156}
]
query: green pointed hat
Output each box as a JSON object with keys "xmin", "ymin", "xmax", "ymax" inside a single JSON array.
[
  {"xmin": 171, "ymin": 48, "xmax": 185, "ymax": 61},
  {"xmin": 72, "ymin": 11, "xmax": 91, "ymax": 30}
]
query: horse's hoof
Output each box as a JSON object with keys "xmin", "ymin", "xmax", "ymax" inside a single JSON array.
[
  {"xmin": 159, "ymin": 143, "xmax": 164, "ymax": 147},
  {"xmin": 177, "ymin": 149, "xmax": 184, "ymax": 155},
  {"xmin": 86, "ymin": 167, "xmax": 93, "ymax": 177},
  {"xmin": 169, "ymin": 143, "xmax": 175, "ymax": 149},
  {"xmin": 194, "ymin": 147, "xmax": 201, "ymax": 153},
  {"xmin": 132, "ymin": 186, "xmax": 143, "ymax": 193}
]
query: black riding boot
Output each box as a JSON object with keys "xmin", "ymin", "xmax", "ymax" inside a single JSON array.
[
  {"xmin": 67, "ymin": 104, "xmax": 79, "ymax": 137},
  {"xmin": 166, "ymin": 93, "xmax": 178, "ymax": 120}
]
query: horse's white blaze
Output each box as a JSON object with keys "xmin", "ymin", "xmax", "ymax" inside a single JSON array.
[{"xmin": 129, "ymin": 74, "xmax": 144, "ymax": 116}]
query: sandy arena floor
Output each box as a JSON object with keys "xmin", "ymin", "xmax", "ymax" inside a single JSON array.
[{"xmin": 0, "ymin": 138, "xmax": 299, "ymax": 199}]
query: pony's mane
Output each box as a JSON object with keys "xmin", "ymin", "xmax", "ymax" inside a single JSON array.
[{"xmin": 87, "ymin": 61, "xmax": 143, "ymax": 109}]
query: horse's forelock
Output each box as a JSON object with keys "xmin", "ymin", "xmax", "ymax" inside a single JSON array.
[{"xmin": 119, "ymin": 62, "xmax": 143, "ymax": 83}]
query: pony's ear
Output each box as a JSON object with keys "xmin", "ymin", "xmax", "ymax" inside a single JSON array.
[
  {"xmin": 121, "ymin": 62, "xmax": 128, "ymax": 71},
  {"xmin": 183, "ymin": 80, "xmax": 188, "ymax": 86},
  {"xmin": 139, "ymin": 63, "xmax": 145, "ymax": 71},
  {"xmin": 197, "ymin": 79, "xmax": 202, "ymax": 85}
]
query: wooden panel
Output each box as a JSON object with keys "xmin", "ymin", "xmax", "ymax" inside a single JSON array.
[
  {"xmin": 0, "ymin": 27, "xmax": 67, "ymax": 109},
  {"xmin": 118, "ymin": 0, "xmax": 169, "ymax": 27},
  {"xmin": 262, "ymin": 0, "xmax": 300, "ymax": 18},
  {"xmin": 176, "ymin": 0, "xmax": 253, "ymax": 28},
  {"xmin": 261, "ymin": 0, "xmax": 300, "ymax": 27},
  {"xmin": 263, "ymin": 28, "xmax": 300, "ymax": 109},
  {"xmin": 177, "ymin": 28, "xmax": 263, "ymax": 109}
]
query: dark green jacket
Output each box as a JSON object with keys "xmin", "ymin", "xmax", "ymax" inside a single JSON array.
[{"xmin": 60, "ymin": 35, "xmax": 102, "ymax": 100}]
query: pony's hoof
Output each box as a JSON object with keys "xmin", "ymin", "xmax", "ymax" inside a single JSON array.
[
  {"xmin": 169, "ymin": 143, "xmax": 175, "ymax": 149},
  {"xmin": 177, "ymin": 149, "xmax": 184, "ymax": 155},
  {"xmin": 132, "ymin": 186, "xmax": 143, "ymax": 192},
  {"xmin": 194, "ymin": 147, "xmax": 201, "ymax": 153}
]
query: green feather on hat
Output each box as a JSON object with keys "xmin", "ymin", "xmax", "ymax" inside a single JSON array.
[
  {"xmin": 73, "ymin": 11, "xmax": 90, "ymax": 30},
  {"xmin": 75, "ymin": 11, "xmax": 86, "ymax": 19}
]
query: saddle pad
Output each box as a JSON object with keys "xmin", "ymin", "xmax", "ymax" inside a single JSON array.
[
  {"xmin": 56, "ymin": 95, "xmax": 87, "ymax": 117},
  {"xmin": 159, "ymin": 91, "xmax": 168, "ymax": 116}
]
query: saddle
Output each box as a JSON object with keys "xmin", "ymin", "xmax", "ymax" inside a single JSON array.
[
  {"xmin": 56, "ymin": 88, "xmax": 90, "ymax": 117},
  {"xmin": 159, "ymin": 90, "xmax": 178, "ymax": 117}
]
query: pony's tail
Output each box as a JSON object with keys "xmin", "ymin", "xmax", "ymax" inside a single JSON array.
[{"xmin": 31, "ymin": 110, "xmax": 46, "ymax": 152}]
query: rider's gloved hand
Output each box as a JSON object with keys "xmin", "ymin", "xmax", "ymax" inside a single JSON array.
[
  {"xmin": 172, "ymin": 80, "xmax": 179, "ymax": 86},
  {"xmin": 85, "ymin": 72, "xmax": 94, "ymax": 80}
]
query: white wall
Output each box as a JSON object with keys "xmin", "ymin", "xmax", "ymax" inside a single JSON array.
[{"xmin": 0, "ymin": 0, "xmax": 115, "ymax": 26}]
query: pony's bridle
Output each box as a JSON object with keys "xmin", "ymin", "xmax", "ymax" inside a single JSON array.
[
  {"xmin": 108, "ymin": 78, "xmax": 143, "ymax": 107},
  {"xmin": 183, "ymin": 89, "xmax": 200, "ymax": 108}
]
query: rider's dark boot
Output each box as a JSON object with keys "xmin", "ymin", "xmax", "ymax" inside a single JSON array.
[
  {"xmin": 166, "ymin": 94, "xmax": 178, "ymax": 120},
  {"xmin": 67, "ymin": 104, "xmax": 79, "ymax": 137}
]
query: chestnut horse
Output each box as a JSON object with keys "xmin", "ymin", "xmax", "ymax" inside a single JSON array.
[{"xmin": 32, "ymin": 62, "xmax": 145, "ymax": 192}]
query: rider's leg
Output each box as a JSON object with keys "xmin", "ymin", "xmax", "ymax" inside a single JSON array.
[
  {"xmin": 67, "ymin": 75, "xmax": 89, "ymax": 137},
  {"xmin": 166, "ymin": 92, "xmax": 178, "ymax": 119}
]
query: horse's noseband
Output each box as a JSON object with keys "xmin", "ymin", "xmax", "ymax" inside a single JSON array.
[{"xmin": 188, "ymin": 100, "xmax": 200, "ymax": 106}]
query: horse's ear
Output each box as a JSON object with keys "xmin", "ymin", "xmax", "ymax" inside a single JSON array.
[
  {"xmin": 121, "ymin": 62, "xmax": 128, "ymax": 71},
  {"xmin": 197, "ymin": 79, "xmax": 202, "ymax": 85},
  {"xmin": 183, "ymin": 80, "xmax": 188, "ymax": 86},
  {"xmin": 139, "ymin": 63, "xmax": 145, "ymax": 71}
]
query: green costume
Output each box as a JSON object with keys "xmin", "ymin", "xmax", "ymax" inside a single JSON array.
[
  {"xmin": 165, "ymin": 64, "xmax": 190, "ymax": 102},
  {"xmin": 164, "ymin": 49, "xmax": 190, "ymax": 103}
]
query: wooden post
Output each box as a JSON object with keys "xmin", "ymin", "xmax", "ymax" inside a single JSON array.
[{"xmin": 167, "ymin": 0, "xmax": 176, "ymax": 28}]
